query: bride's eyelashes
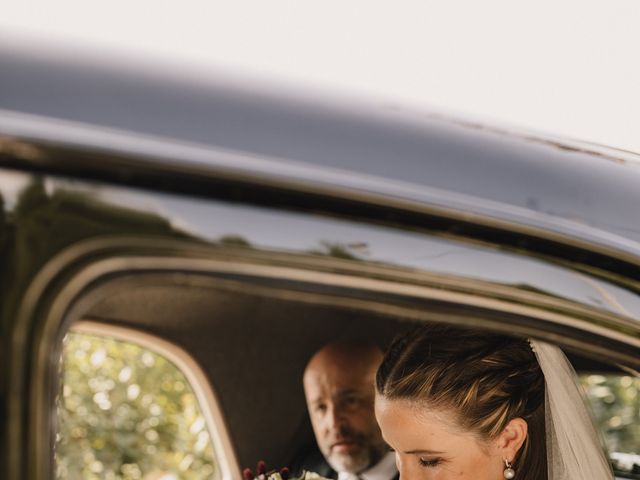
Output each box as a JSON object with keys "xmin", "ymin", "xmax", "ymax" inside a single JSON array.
[
  {"xmin": 385, "ymin": 445, "xmax": 442, "ymax": 468},
  {"xmin": 418, "ymin": 457, "xmax": 442, "ymax": 468}
]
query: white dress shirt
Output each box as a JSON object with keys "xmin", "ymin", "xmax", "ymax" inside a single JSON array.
[{"xmin": 337, "ymin": 453, "xmax": 397, "ymax": 480}]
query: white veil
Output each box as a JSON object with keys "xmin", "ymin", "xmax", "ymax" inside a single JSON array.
[{"xmin": 529, "ymin": 339, "xmax": 614, "ymax": 480}]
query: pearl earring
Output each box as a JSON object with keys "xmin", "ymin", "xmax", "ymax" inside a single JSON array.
[{"xmin": 503, "ymin": 459, "xmax": 515, "ymax": 479}]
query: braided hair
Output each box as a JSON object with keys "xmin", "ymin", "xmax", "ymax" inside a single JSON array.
[{"xmin": 376, "ymin": 324, "xmax": 547, "ymax": 480}]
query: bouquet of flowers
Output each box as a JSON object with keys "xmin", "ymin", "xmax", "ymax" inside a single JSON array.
[{"xmin": 243, "ymin": 461, "xmax": 329, "ymax": 480}]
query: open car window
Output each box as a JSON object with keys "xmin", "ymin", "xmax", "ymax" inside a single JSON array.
[
  {"xmin": 56, "ymin": 330, "xmax": 220, "ymax": 479},
  {"xmin": 581, "ymin": 374, "xmax": 640, "ymax": 476},
  {"xmin": 45, "ymin": 257, "xmax": 638, "ymax": 480}
]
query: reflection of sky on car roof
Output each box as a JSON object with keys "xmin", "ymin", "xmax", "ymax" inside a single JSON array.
[
  {"xmin": 2, "ymin": 171, "xmax": 638, "ymax": 320},
  {"xmin": 81, "ymin": 178, "xmax": 640, "ymax": 321}
]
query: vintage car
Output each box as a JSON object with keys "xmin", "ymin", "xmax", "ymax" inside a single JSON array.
[{"xmin": 0, "ymin": 44, "xmax": 639, "ymax": 479}]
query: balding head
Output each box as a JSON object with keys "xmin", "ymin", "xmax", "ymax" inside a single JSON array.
[{"xmin": 303, "ymin": 340, "xmax": 387, "ymax": 474}]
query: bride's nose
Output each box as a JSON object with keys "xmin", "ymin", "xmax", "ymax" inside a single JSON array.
[{"xmin": 395, "ymin": 456, "xmax": 421, "ymax": 480}]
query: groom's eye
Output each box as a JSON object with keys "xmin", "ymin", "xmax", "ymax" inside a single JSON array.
[{"xmin": 342, "ymin": 396, "xmax": 360, "ymax": 408}]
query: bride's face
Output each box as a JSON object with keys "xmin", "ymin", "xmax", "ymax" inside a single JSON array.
[{"xmin": 375, "ymin": 396, "xmax": 504, "ymax": 480}]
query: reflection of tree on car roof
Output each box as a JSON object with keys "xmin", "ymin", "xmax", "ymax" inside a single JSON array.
[{"xmin": 0, "ymin": 178, "xmax": 189, "ymax": 324}]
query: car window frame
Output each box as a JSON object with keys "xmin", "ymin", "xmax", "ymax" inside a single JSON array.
[{"xmin": 7, "ymin": 236, "xmax": 639, "ymax": 479}]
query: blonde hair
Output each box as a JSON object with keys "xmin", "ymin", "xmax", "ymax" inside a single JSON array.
[{"xmin": 376, "ymin": 324, "xmax": 547, "ymax": 480}]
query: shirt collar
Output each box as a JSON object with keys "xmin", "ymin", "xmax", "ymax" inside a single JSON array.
[{"xmin": 337, "ymin": 452, "xmax": 397, "ymax": 480}]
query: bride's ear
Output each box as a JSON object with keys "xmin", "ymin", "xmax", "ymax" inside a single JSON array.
[{"xmin": 496, "ymin": 417, "xmax": 528, "ymax": 461}]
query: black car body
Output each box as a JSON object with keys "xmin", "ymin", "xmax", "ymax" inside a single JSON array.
[{"xmin": 1, "ymin": 46, "xmax": 639, "ymax": 479}]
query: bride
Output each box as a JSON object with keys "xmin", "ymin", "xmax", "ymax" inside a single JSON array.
[{"xmin": 374, "ymin": 324, "xmax": 613, "ymax": 480}]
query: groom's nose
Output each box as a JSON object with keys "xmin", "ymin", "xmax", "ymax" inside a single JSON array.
[{"xmin": 324, "ymin": 403, "xmax": 348, "ymax": 431}]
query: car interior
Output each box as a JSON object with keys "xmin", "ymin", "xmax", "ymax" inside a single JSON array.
[{"xmin": 57, "ymin": 268, "xmax": 631, "ymax": 474}]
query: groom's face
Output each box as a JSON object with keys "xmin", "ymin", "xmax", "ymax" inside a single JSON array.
[{"xmin": 303, "ymin": 342, "xmax": 387, "ymax": 474}]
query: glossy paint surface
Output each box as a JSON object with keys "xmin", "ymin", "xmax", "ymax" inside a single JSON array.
[
  {"xmin": 1, "ymin": 47, "xmax": 640, "ymax": 252},
  {"xmin": 2, "ymin": 169, "xmax": 639, "ymax": 325},
  {"xmin": 1, "ymin": 45, "xmax": 639, "ymax": 480}
]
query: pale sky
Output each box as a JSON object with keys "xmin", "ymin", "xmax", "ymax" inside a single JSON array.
[{"xmin": 2, "ymin": 0, "xmax": 639, "ymax": 153}]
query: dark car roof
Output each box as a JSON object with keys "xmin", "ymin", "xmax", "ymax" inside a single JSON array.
[{"xmin": 2, "ymin": 45, "xmax": 640, "ymax": 252}]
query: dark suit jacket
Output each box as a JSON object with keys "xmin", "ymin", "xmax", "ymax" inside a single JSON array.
[
  {"xmin": 293, "ymin": 450, "xmax": 336, "ymax": 478},
  {"xmin": 292, "ymin": 448, "xmax": 398, "ymax": 480}
]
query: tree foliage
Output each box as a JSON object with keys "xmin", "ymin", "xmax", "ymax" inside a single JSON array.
[
  {"xmin": 56, "ymin": 333, "xmax": 219, "ymax": 480},
  {"xmin": 580, "ymin": 374, "xmax": 640, "ymax": 455}
]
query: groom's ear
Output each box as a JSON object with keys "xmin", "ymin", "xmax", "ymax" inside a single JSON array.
[{"xmin": 497, "ymin": 417, "xmax": 528, "ymax": 461}]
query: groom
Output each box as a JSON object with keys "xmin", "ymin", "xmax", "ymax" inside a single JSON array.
[{"xmin": 299, "ymin": 339, "xmax": 397, "ymax": 480}]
